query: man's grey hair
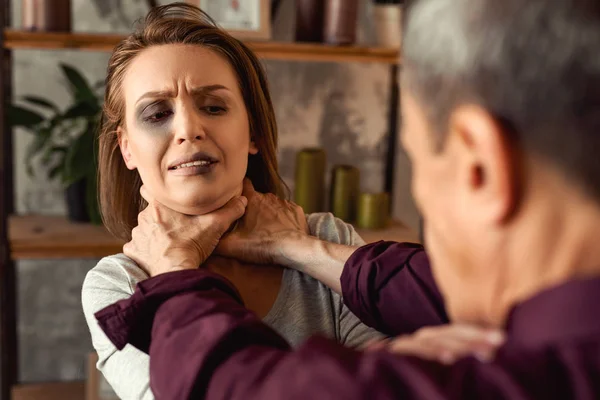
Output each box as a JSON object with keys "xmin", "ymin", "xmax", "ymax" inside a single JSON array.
[{"xmin": 402, "ymin": 0, "xmax": 600, "ymax": 200}]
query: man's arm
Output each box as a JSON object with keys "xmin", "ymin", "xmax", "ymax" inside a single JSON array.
[
  {"xmin": 277, "ymin": 234, "xmax": 355, "ymax": 294},
  {"xmin": 94, "ymin": 271, "xmax": 545, "ymax": 400},
  {"xmin": 277, "ymin": 237, "xmax": 448, "ymax": 335},
  {"xmin": 217, "ymin": 181, "xmax": 447, "ymax": 335},
  {"xmin": 341, "ymin": 241, "xmax": 448, "ymax": 335}
]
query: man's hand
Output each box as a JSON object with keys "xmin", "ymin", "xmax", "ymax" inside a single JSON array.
[
  {"xmin": 216, "ymin": 179, "xmax": 310, "ymax": 265},
  {"xmin": 365, "ymin": 324, "xmax": 505, "ymax": 364},
  {"xmin": 123, "ymin": 186, "xmax": 247, "ymax": 277}
]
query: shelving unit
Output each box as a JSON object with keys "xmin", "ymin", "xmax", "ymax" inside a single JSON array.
[
  {"xmin": 0, "ymin": 5, "xmax": 404, "ymax": 400},
  {"xmin": 9, "ymin": 215, "xmax": 418, "ymax": 261},
  {"xmin": 3, "ymin": 30, "xmax": 399, "ymax": 64}
]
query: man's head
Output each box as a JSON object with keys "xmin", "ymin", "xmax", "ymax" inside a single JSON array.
[{"xmin": 401, "ymin": 0, "xmax": 600, "ymax": 325}]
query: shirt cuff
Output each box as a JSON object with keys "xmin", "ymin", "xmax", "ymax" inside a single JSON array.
[{"xmin": 94, "ymin": 269, "xmax": 243, "ymax": 352}]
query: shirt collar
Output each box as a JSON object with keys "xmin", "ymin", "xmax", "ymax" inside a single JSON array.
[{"xmin": 505, "ymin": 277, "xmax": 600, "ymax": 347}]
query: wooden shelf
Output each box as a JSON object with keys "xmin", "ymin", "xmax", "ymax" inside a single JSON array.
[
  {"xmin": 9, "ymin": 215, "xmax": 123, "ymax": 259},
  {"xmin": 12, "ymin": 381, "xmax": 85, "ymax": 400},
  {"xmin": 2, "ymin": 30, "xmax": 400, "ymax": 64},
  {"xmin": 9, "ymin": 214, "xmax": 418, "ymax": 260},
  {"xmin": 355, "ymin": 220, "xmax": 419, "ymax": 245}
]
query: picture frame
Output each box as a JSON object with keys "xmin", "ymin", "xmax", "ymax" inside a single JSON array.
[{"xmin": 187, "ymin": 0, "xmax": 272, "ymax": 41}]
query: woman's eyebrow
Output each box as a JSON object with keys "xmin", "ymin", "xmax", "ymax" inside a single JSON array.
[
  {"xmin": 135, "ymin": 84, "xmax": 230, "ymax": 106},
  {"xmin": 191, "ymin": 84, "xmax": 230, "ymax": 96}
]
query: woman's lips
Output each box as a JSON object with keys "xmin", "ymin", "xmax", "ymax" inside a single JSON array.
[
  {"xmin": 168, "ymin": 160, "xmax": 218, "ymax": 176},
  {"xmin": 168, "ymin": 151, "xmax": 219, "ymax": 170}
]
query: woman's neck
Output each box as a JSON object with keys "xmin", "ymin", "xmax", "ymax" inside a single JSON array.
[{"xmin": 203, "ymin": 255, "xmax": 283, "ymax": 319}]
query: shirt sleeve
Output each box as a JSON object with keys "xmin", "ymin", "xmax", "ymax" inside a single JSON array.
[
  {"xmin": 81, "ymin": 259, "xmax": 155, "ymax": 400},
  {"xmin": 94, "ymin": 270, "xmax": 549, "ymax": 400},
  {"xmin": 341, "ymin": 241, "xmax": 449, "ymax": 336}
]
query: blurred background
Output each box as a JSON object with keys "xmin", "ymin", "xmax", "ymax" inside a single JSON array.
[{"xmin": 0, "ymin": 0, "xmax": 417, "ymax": 398}]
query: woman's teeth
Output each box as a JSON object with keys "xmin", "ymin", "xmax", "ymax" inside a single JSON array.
[{"xmin": 172, "ymin": 160, "xmax": 212, "ymax": 169}]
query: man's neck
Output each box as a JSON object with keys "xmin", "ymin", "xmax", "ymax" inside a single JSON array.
[{"xmin": 497, "ymin": 176, "xmax": 600, "ymax": 323}]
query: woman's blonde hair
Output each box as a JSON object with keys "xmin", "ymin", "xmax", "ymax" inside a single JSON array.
[{"xmin": 98, "ymin": 2, "xmax": 286, "ymax": 241}]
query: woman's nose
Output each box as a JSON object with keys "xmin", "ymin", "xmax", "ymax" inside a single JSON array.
[{"xmin": 175, "ymin": 108, "xmax": 206, "ymax": 145}]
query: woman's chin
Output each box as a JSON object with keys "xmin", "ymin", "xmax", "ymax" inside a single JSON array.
[
  {"xmin": 158, "ymin": 182, "xmax": 244, "ymax": 216},
  {"xmin": 165, "ymin": 195, "xmax": 233, "ymax": 216}
]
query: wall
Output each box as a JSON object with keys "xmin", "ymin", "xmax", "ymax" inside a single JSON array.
[{"xmin": 10, "ymin": 0, "xmax": 418, "ymax": 382}]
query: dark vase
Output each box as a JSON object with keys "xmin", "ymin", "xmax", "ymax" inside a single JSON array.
[
  {"xmin": 324, "ymin": 0, "xmax": 359, "ymax": 45},
  {"xmin": 22, "ymin": 0, "xmax": 72, "ymax": 32},
  {"xmin": 65, "ymin": 179, "xmax": 90, "ymax": 223},
  {"xmin": 295, "ymin": 0, "xmax": 325, "ymax": 42}
]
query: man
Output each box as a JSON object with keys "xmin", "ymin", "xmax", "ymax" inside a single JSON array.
[{"xmin": 95, "ymin": 0, "xmax": 600, "ymax": 398}]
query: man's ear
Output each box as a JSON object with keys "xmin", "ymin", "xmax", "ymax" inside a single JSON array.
[
  {"xmin": 450, "ymin": 106, "xmax": 517, "ymax": 223},
  {"xmin": 118, "ymin": 127, "xmax": 137, "ymax": 170}
]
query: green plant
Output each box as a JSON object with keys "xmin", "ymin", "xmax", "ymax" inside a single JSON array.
[{"xmin": 9, "ymin": 63, "xmax": 103, "ymax": 224}]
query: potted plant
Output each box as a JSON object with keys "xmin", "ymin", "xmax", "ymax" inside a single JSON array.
[{"xmin": 9, "ymin": 63, "xmax": 103, "ymax": 224}]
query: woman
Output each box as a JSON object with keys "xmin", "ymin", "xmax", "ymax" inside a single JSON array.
[{"xmin": 81, "ymin": 3, "xmax": 384, "ymax": 399}]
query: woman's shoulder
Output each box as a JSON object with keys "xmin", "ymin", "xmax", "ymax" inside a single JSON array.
[
  {"xmin": 306, "ymin": 212, "xmax": 366, "ymax": 246},
  {"xmin": 82, "ymin": 253, "xmax": 149, "ymax": 296}
]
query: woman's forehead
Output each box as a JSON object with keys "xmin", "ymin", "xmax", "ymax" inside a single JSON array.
[{"xmin": 122, "ymin": 44, "xmax": 240, "ymax": 101}]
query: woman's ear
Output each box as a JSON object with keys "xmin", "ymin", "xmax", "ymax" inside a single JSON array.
[
  {"xmin": 249, "ymin": 137, "xmax": 259, "ymax": 155},
  {"xmin": 117, "ymin": 127, "xmax": 137, "ymax": 170}
]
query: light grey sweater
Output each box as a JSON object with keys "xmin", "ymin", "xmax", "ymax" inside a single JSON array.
[{"xmin": 82, "ymin": 213, "xmax": 384, "ymax": 400}]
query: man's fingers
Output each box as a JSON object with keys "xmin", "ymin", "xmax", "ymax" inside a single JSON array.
[
  {"xmin": 418, "ymin": 335, "xmax": 495, "ymax": 363},
  {"xmin": 385, "ymin": 326, "xmax": 504, "ymax": 364},
  {"xmin": 444, "ymin": 325, "xmax": 504, "ymax": 345},
  {"xmin": 214, "ymin": 234, "xmax": 243, "ymax": 258},
  {"xmin": 242, "ymin": 178, "xmax": 257, "ymax": 199},
  {"xmin": 387, "ymin": 338, "xmax": 441, "ymax": 362},
  {"xmin": 206, "ymin": 196, "xmax": 248, "ymax": 232},
  {"xmin": 388, "ymin": 337, "xmax": 465, "ymax": 364}
]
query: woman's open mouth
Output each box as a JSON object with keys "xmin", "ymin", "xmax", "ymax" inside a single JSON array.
[{"xmin": 168, "ymin": 153, "xmax": 219, "ymax": 176}]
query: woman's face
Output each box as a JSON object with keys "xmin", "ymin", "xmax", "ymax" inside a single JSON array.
[{"xmin": 119, "ymin": 44, "xmax": 257, "ymax": 215}]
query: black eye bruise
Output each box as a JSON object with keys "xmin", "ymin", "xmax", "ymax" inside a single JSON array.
[
  {"xmin": 138, "ymin": 101, "xmax": 173, "ymax": 124},
  {"xmin": 141, "ymin": 103, "xmax": 162, "ymax": 119}
]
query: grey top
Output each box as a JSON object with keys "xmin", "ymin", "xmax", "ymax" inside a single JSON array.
[{"xmin": 82, "ymin": 213, "xmax": 385, "ymax": 400}]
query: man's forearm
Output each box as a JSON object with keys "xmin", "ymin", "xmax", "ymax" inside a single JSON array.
[{"xmin": 278, "ymin": 236, "xmax": 358, "ymax": 294}]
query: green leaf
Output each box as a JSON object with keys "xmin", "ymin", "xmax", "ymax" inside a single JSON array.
[
  {"xmin": 24, "ymin": 128, "xmax": 53, "ymax": 177},
  {"xmin": 26, "ymin": 129, "xmax": 52, "ymax": 159},
  {"xmin": 48, "ymin": 163, "xmax": 64, "ymax": 180},
  {"xmin": 63, "ymin": 101, "xmax": 100, "ymax": 119},
  {"xmin": 7, "ymin": 104, "xmax": 45, "ymax": 127},
  {"xmin": 41, "ymin": 145, "xmax": 68, "ymax": 165},
  {"xmin": 93, "ymin": 79, "xmax": 105, "ymax": 90},
  {"xmin": 63, "ymin": 127, "xmax": 95, "ymax": 185},
  {"xmin": 60, "ymin": 63, "xmax": 96, "ymax": 103},
  {"xmin": 54, "ymin": 118, "xmax": 77, "ymax": 139},
  {"xmin": 22, "ymin": 96, "xmax": 59, "ymax": 112}
]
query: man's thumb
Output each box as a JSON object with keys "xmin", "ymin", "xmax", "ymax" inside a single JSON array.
[{"xmin": 217, "ymin": 196, "xmax": 247, "ymax": 227}]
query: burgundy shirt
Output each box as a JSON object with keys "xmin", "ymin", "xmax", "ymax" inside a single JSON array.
[{"xmin": 95, "ymin": 242, "xmax": 600, "ymax": 399}]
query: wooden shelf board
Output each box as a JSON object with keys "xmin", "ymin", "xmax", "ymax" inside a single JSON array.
[
  {"xmin": 3, "ymin": 30, "xmax": 400, "ymax": 64},
  {"xmin": 355, "ymin": 220, "xmax": 420, "ymax": 245},
  {"xmin": 9, "ymin": 214, "xmax": 418, "ymax": 260},
  {"xmin": 12, "ymin": 381, "xmax": 85, "ymax": 400},
  {"xmin": 9, "ymin": 215, "xmax": 123, "ymax": 259}
]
